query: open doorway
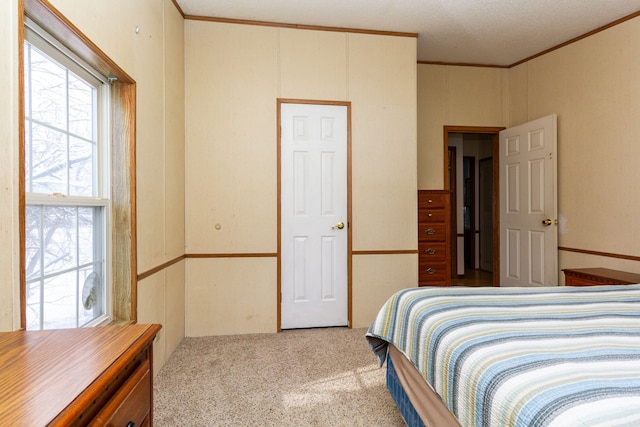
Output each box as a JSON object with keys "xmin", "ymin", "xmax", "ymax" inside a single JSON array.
[{"xmin": 444, "ymin": 126, "xmax": 503, "ymax": 286}]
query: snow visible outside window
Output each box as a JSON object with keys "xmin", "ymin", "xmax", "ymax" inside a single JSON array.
[{"xmin": 23, "ymin": 26, "xmax": 111, "ymax": 330}]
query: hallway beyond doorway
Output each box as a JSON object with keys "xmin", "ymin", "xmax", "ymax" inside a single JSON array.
[{"xmin": 452, "ymin": 268, "xmax": 494, "ymax": 287}]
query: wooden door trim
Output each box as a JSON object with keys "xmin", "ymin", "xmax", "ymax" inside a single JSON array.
[
  {"xmin": 276, "ymin": 99, "xmax": 352, "ymax": 332},
  {"xmin": 444, "ymin": 126, "xmax": 504, "ymax": 286}
]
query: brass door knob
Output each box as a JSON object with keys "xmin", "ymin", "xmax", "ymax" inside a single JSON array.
[
  {"xmin": 542, "ymin": 219, "xmax": 553, "ymax": 226},
  {"xmin": 332, "ymin": 221, "xmax": 345, "ymax": 230}
]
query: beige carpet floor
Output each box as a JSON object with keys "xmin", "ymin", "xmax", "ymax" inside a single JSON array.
[{"xmin": 153, "ymin": 327, "xmax": 405, "ymax": 426}]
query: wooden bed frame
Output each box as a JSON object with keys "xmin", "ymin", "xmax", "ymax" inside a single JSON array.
[{"xmin": 387, "ymin": 345, "xmax": 460, "ymax": 427}]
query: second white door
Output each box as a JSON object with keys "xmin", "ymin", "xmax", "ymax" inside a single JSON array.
[
  {"xmin": 499, "ymin": 114, "xmax": 558, "ymax": 286},
  {"xmin": 280, "ymin": 102, "xmax": 348, "ymax": 329}
]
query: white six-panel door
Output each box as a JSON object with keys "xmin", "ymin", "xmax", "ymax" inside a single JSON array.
[
  {"xmin": 499, "ymin": 114, "xmax": 558, "ymax": 286},
  {"xmin": 280, "ymin": 103, "xmax": 348, "ymax": 329}
]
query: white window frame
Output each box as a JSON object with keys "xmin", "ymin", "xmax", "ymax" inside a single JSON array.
[{"xmin": 23, "ymin": 18, "xmax": 112, "ymax": 330}]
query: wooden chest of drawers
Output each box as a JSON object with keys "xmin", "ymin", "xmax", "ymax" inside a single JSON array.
[
  {"xmin": 418, "ymin": 190, "xmax": 451, "ymax": 286},
  {"xmin": 563, "ymin": 268, "xmax": 640, "ymax": 286},
  {"xmin": 0, "ymin": 323, "xmax": 161, "ymax": 427}
]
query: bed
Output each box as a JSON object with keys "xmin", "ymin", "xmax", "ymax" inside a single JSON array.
[{"xmin": 366, "ymin": 285, "xmax": 640, "ymax": 427}]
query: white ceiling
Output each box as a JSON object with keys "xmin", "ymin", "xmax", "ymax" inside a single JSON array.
[{"xmin": 176, "ymin": 0, "xmax": 640, "ymax": 66}]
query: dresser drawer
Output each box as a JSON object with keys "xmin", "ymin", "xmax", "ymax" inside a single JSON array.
[
  {"xmin": 419, "ymin": 261, "xmax": 448, "ymax": 282},
  {"xmin": 418, "ymin": 193, "xmax": 447, "ymax": 209},
  {"xmin": 565, "ymin": 276, "xmax": 605, "ymax": 287},
  {"xmin": 418, "ymin": 242, "xmax": 447, "ymax": 259},
  {"xmin": 418, "ymin": 223, "xmax": 447, "ymax": 242},
  {"xmin": 418, "ymin": 209, "xmax": 447, "ymax": 223},
  {"xmin": 90, "ymin": 360, "xmax": 151, "ymax": 427}
]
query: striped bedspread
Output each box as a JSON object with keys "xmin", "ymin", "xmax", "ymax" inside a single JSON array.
[{"xmin": 366, "ymin": 285, "xmax": 640, "ymax": 427}]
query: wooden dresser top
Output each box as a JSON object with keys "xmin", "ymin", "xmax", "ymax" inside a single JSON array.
[
  {"xmin": 563, "ymin": 268, "xmax": 640, "ymax": 284},
  {"xmin": 0, "ymin": 324, "xmax": 161, "ymax": 426}
]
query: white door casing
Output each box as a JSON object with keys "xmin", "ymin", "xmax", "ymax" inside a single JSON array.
[
  {"xmin": 499, "ymin": 114, "xmax": 558, "ymax": 286},
  {"xmin": 280, "ymin": 102, "xmax": 348, "ymax": 329}
]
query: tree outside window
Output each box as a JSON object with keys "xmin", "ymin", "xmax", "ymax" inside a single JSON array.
[{"xmin": 23, "ymin": 29, "xmax": 111, "ymax": 330}]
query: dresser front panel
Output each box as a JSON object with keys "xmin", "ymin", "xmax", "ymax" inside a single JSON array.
[{"xmin": 418, "ymin": 190, "xmax": 451, "ymax": 287}]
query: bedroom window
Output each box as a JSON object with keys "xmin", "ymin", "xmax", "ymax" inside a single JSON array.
[{"xmin": 23, "ymin": 20, "xmax": 112, "ymax": 330}]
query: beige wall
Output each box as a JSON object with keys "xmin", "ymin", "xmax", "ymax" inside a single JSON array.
[
  {"xmin": 184, "ymin": 21, "xmax": 417, "ymax": 335},
  {"xmin": 0, "ymin": 0, "xmax": 186, "ymax": 371},
  {"xmin": 509, "ymin": 15, "xmax": 640, "ymax": 278},
  {"xmin": 48, "ymin": 0, "xmax": 186, "ymax": 370},
  {"xmin": 2, "ymin": 0, "xmax": 638, "ymax": 364},
  {"xmin": 417, "ymin": 64, "xmax": 508, "ymax": 189},
  {"xmin": 418, "ymin": 15, "xmax": 640, "ymax": 281}
]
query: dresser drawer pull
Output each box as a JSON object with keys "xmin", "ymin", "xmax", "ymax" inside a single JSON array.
[
  {"xmin": 425, "ymin": 228, "xmax": 436, "ymax": 235},
  {"xmin": 127, "ymin": 422, "xmax": 136, "ymax": 427},
  {"xmin": 425, "ymin": 248, "xmax": 436, "ymax": 255},
  {"xmin": 428, "ymin": 199, "xmax": 433, "ymax": 203},
  {"xmin": 425, "ymin": 268, "xmax": 436, "ymax": 275}
]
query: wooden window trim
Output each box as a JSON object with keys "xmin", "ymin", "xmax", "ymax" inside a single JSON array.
[{"xmin": 20, "ymin": 0, "xmax": 137, "ymax": 326}]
